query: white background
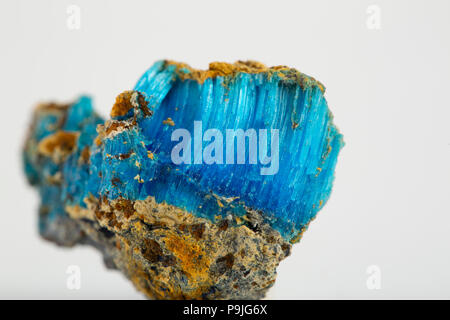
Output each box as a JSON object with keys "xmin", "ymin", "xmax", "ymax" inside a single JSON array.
[{"xmin": 1, "ymin": 0, "xmax": 449, "ymax": 299}]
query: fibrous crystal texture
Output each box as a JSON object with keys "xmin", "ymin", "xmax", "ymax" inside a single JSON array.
[{"xmin": 23, "ymin": 60, "xmax": 344, "ymax": 299}]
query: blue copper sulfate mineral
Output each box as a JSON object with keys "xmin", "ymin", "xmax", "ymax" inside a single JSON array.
[{"xmin": 23, "ymin": 60, "xmax": 344, "ymax": 299}]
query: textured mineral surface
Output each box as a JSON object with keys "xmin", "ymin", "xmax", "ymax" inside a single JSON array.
[{"xmin": 23, "ymin": 60, "xmax": 344, "ymax": 299}]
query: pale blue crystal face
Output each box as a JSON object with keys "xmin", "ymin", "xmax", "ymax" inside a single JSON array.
[{"xmin": 25, "ymin": 61, "xmax": 344, "ymax": 242}]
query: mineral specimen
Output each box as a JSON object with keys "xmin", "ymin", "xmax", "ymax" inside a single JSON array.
[{"xmin": 23, "ymin": 60, "xmax": 344, "ymax": 299}]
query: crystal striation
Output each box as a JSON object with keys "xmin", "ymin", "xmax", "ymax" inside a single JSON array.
[{"xmin": 23, "ymin": 60, "xmax": 344, "ymax": 299}]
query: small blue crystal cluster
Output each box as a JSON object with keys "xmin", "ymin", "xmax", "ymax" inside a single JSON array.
[
  {"xmin": 24, "ymin": 97, "xmax": 103, "ymax": 242},
  {"xmin": 24, "ymin": 60, "xmax": 343, "ymax": 299}
]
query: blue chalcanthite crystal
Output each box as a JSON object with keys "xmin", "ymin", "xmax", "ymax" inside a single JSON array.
[{"xmin": 23, "ymin": 60, "xmax": 343, "ymax": 299}]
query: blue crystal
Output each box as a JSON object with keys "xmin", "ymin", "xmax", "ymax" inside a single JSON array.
[
  {"xmin": 23, "ymin": 60, "xmax": 344, "ymax": 298},
  {"xmin": 57, "ymin": 61, "xmax": 344, "ymax": 242},
  {"xmin": 25, "ymin": 61, "xmax": 343, "ymax": 243}
]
